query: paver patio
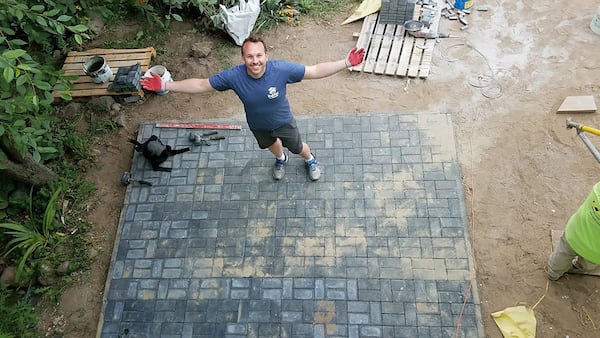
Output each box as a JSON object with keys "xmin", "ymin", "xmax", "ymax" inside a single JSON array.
[{"xmin": 98, "ymin": 112, "xmax": 484, "ymax": 338}]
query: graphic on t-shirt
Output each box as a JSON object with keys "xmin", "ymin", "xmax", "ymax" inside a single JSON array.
[
  {"xmin": 592, "ymin": 199, "xmax": 600, "ymax": 217},
  {"xmin": 268, "ymin": 86, "xmax": 279, "ymax": 99}
]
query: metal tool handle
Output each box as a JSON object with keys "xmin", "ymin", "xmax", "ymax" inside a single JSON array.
[{"xmin": 138, "ymin": 180, "xmax": 153, "ymax": 186}]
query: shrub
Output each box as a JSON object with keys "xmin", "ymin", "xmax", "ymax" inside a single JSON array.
[{"xmin": 0, "ymin": 286, "xmax": 38, "ymax": 338}]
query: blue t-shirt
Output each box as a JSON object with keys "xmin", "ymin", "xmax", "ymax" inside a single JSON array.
[{"xmin": 209, "ymin": 60, "xmax": 305, "ymax": 131}]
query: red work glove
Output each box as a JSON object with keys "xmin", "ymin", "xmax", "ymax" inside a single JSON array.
[
  {"xmin": 140, "ymin": 71, "xmax": 167, "ymax": 92},
  {"xmin": 345, "ymin": 47, "xmax": 365, "ymax": 67}
]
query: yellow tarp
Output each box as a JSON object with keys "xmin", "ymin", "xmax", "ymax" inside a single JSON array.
[
  {"xmin": 491, "ymin": 305, "xmax": 537, "ymax": 338},
  {"xmin": 341, "ymin": 0, "xmax": 381, "ymax": 25}
]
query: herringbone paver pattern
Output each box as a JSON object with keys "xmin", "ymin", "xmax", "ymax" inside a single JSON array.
[{"xmin": 99, "ymin": 112, "xmax": 484, "ymax": 338}]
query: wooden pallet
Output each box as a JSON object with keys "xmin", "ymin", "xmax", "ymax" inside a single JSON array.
[
  {"xmin": 54, "ymin": 47, "xmax": 156, "ymax": 98},
  {"xmin": 351, "ymin": 0, "xmax": 443, "ymax": 78}
]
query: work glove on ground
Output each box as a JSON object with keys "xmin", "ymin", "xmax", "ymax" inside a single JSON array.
[
  {"xmin": 345, "ymin": 47, "xmax": 366, "ymax": 67},
  {"xmin": 140, "ymin": 71, "xmax": 167, "ymax": 92}
]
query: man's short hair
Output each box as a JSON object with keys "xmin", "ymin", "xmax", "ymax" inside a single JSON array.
[{"xmin": 241, "ymin": 36, "xmax": 267, "ymax": 55}]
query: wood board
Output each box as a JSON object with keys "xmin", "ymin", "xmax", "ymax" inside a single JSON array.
[
  {"xmin": 556, "ymin": 96, "xmax": 597, "ymax": 114},
  {"xmin": 550, "ymin": 229, "xmax": 600, "ymax": 276},
  {"xmin": 351, "ymin": 0, "xmax": 443, "ymax": 78},
  {"xmin": 54, "ymin": 47, "xmax": 156, "ymax": 98},
  {"xmin": 155, "ymin": 122, "xmax": 243, "ymax": 130}
]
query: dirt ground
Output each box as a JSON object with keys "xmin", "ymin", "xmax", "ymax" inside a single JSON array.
[{"xmin": 39, "ymin": 1, "xmax": 600, "ymax": 337}]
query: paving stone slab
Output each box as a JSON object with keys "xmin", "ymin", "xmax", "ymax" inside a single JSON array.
[{"xmin": 99, "ymin": 112, "xmax": 484, "ymax": 337}]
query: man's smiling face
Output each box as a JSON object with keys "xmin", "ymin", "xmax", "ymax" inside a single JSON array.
[{"xmin": 242, "ymin": 41, "xmax": 268, "ymax": 79}]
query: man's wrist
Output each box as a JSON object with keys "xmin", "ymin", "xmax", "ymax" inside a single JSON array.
[{"xmin": 344, "ymin": 58, "xmax": 350, "ymax": 68}]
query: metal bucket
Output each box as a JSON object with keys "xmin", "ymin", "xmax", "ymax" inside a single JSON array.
[{"xmin": 83, "ymin": 56, "xmax": 112, "ymax": 84}]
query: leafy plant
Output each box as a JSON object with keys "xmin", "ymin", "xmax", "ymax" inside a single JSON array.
[
  {"xmin": 190, "ymin": 0, "xmax": 234, "ymax": 20},
  {"xmin": 0, "ymin": 179, "xmax": 25, "ymax": 218},
  {"xmin": 0, "ymin": 286, "xmax": 38, "ymax": 338},
  {"xmin": 0, "ymin": 186, "xmax": 63, "ymax": 282},
  {"xmin": 0, "ymin": 35, "xmax": 78, "ymax": 189},
  {"xmin": 255, "ymin": 0, "xmax": 285, "ymax": 31},
  {"xmin": 0, "ymin": 1, "xmax": 90, "ymax": 54},
  {"xmin": 0, "ymin": 0, "xmax": 103, "ymax": 188}
]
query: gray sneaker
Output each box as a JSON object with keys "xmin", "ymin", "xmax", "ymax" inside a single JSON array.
[
  {"xmin": 273, "ymin": 154, "xmax": 288, "ymax": 180},
  {"xmin": 306, "ymin": 155, "xmax": 321, "ymax": 181}
]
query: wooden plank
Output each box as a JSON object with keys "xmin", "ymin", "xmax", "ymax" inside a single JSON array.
[
  {"xmin": 65, "ymin": 48, "xmax": 156, "ymax": 57},
  {"xmin": 419, "ymin": 0, "xmax": 444, "ymax": 78},
  {"xmin": 407, "ymin": 40, "xmax": 425, "ymax": 77},
  {"xmin": 374, "ymin": 24, "xmax": 397, "ymax": 74},
  {"xmin": 396, "ymin": 34, "xmax": 415, "ymax": 77},
  {"xmin": 155, "ymin": 122, "xmax": 243, "ymax": 130},
  {"xmin": 71, "ymin": 82, "xmax": 112, "ymax": 90},
  {"xmin": 362, "ymin": 16, "xmax": 386, "ymax": 73},
  {"xmin": 406, "ymin": 4, "xmax": 425, "ymax": 77},
  {"xmin": 63, "ymin": 88, "xmax": 137, "ymax": 97},
  {"xmin": 396, "ymin": 3, "xmax": 423, "ymax": 77},
  {"xmin": 557, "ymin": 96, "xmax": 597, "ymax": 114},
  {"xmin": 418, "ymin": 40, "xmax": 436, "ymax": 77},
  {"xmin": 384, "ymin": 30, "xmax": 405, "ymax": 75},
  {"xmin": 65, "ymin": 52, "xmax": 155, "ymax": 64},
  {"xmin": 63, "ymin": 60, "xmax": 152, "ymax": 72},
  {"xmin": 351, "ymin": 13, "xmax": 378, "ymax": 72}
]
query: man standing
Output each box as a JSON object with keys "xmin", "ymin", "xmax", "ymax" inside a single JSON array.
[
  {"xmin": 141, "ymin": 36, "xmax": 365, "ymax": 181},
  {"xmin": 547, "ymin": 182, "xmax": 600, "ymax": 280}
]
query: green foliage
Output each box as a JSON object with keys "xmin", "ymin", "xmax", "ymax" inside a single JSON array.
[
  {"xmin": 0, "ymin": 286, "xmax": 38, "ymax": 338},
  {"xmin": 60, "ymin": 129, "xmax": 94, "ymax": 162},
  {"xmin": 0, "ymin": 186, "xmax": 63, "ymax": 282},
  {"xmin": 0, "ymin": 179, "xmax": 39, "ymax": 221},
  {"xmin": 255, "ymin": 0, "xmax": 286, "ymax": 31},
  {"xmin": 0, "ymin": 1, "xmax": 91, "ymax": 55},
  {"xmin": 0, "ymin": 1, "xmax": 89, "ymax": 171}
]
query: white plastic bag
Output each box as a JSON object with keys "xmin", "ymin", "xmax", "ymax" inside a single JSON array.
[{"xmin": 212, "ymin": 0, "xmax": 260, "ymax": 46}]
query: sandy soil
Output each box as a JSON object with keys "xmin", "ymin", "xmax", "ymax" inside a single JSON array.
[{"xmin": 39, "ymin": 1, "xmax": 600, "ymax": 337}]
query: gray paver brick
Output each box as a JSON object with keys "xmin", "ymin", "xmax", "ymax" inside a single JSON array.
[{"xmin": 99, "ymin": 113, "xmax": 483, "ymax": 338}]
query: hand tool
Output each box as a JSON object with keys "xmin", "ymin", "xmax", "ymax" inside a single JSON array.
[
  {"xmin": 120, "ymin": 171, "xmax": 152, "ymax": 186},
  {"xmin": 189, "ymin": 132, "xmax": 225, "ymax": 146},
  {"xmin": 403, "ymin": 20, "xmax": 450, "ymax": 39},
  {"xmin": 566, "ymin": 118, "xmax": 600, "ymax": 163}
]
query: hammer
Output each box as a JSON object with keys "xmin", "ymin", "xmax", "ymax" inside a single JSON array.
[{"xmin": 189, "ymin": 131, "xmax": 225, "ymax": 146}]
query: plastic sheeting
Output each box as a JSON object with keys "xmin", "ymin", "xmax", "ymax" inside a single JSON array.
[
  {"xmin": 491, "ymin": 305, "xmax": 537, "ymax": 338},
  {"xmin": 212, "ymin": 0, "xmax": 260, "ymax": 46}
]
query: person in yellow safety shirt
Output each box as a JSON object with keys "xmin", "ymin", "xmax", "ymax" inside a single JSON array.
[{"xmin": 547, "ymin": 182, "xmax": 600, "ymax": 281}]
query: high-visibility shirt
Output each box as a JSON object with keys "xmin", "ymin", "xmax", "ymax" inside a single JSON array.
[{"xmin": 565, "ymin": 182, "xmax": 600, "ymax": 265}]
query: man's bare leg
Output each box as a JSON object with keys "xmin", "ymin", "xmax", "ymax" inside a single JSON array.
[{"xmin": 269, "ymin": 139, "xmax": 287, "ymax": 180}]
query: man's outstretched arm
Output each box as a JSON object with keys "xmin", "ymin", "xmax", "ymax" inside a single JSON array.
[
  {"xmin": 304, "ymin": 47, "xmax": 365, "ymax": 79},
  {"xmin": 141, "ymin": 74, "xmax": 214, "ymax": 94}
]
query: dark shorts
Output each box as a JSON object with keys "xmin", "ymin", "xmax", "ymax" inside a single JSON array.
[{"xmin": 251, "ymin": 119, "xmax": 303, "ymax": 154}]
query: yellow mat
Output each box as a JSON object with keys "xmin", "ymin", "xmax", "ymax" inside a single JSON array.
[{"xmin": 342, "ymin": 0, "xmax": 381, "ymax": 25}]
